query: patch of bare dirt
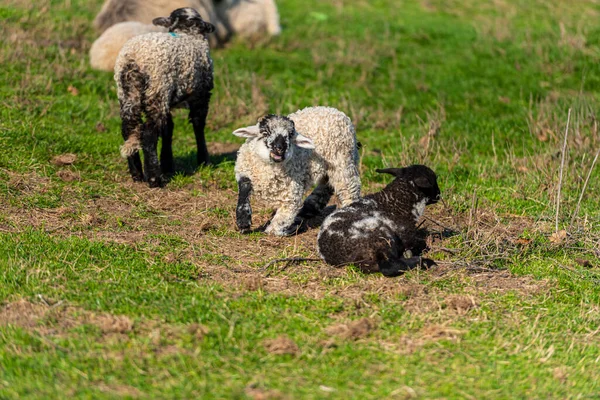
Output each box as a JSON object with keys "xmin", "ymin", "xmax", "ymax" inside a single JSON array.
[
  {"xmin": 262, "ymin": 335, "xmax": 299, "ymax": 356},
  {"xmin": 51, "ymin": 153, "xmax": 77, "ymax": 166},
  {"xmin": 0, "ymin": 172, "xmax": 555, "ymax": 306},
  {"xmin": 0, "ymin": 299, "xmax": 48, "ymax": 328},
  {"xmin": 88, "ymin": 314, "xmax": 134, "ymax": 334},
  {"xmin": 386, "ymin": 325, "xmax": 466, "ymax": 355},
  {"xmin": 325, "ymin": 318, "xmax": 376, "ymax": 340},
  {"xmin": 56, "ymin": 169, "xmax": 80, "ymax": 182},
  {"xmin": 444, "ymin": 295, "xmax": 478, "ymax": 313}
]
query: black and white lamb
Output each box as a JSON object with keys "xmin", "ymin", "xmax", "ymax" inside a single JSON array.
[
  {"xmin": 317, "ymin": 165, "xmax": 441, "ymax": 277},
  {"xmin": 115, "ymin": 7, "xmax": 214, "ymax": 187},
  {"xmin": 233, "ymin": 106, "xmax": 361, "ymax": 236}
]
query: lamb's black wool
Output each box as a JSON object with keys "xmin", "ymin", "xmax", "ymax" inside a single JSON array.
[{"xmin": 317, "ymin": 165, "xmax": 441, "ymax": 277}]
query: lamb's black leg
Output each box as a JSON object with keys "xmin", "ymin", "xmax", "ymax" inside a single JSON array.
[
  {"xmin": 120, "ymin": 108, "xmax": 143, "ymax": 182},
  {"xmin": 189, "ymin": 94, "xmax": 211, "ymax": 167},
  {"xmin": 160, "ymin": 113, "xmax": 174, "ymax": 175},
  {"xmin": 298, "ymin": 177, "xmax": 335, "ymax": 219},
  {"xmin": 142, "ymin": 116, "xmax": 166, "ymax": 188},
  {"xmin": 378, "ymin": 256, "xmax": 436, "ymax": 277},
  {"xmin": 236, "ymin": 176, "xmax": 253, "ymax": 233}
]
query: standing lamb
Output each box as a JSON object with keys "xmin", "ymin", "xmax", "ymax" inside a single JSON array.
[
  {"xmin": 233, "ymin": 107, "xmax": 361, "ymax": 236},
  {"xmin": 317, "ymin": 165, "xmax": 441, "ymax": 277},
  {"xmin": 115, "ymin": 7, "xmax": 214, "ymax": 187}
]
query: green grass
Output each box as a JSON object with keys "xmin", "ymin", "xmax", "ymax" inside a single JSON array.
[{"xmin": 1, "ymin": 0, "xmax": 600, "ymax": 398}]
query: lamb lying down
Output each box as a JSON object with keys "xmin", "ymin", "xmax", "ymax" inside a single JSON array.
[{"xmin": 317, "ymin": 165, "xmax": 441, "ymax": 277}]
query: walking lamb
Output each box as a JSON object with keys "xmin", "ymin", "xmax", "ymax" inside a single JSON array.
[{"xmin": 233, "ymin": 106, "xmax": 361, "ymax": 236}]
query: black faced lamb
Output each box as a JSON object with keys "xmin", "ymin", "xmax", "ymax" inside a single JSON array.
[
  {"xmin": 115, "ymin": 7, "xmax": 214, "ymax": 187},
  {"xmin": 233, "ymin": 106, "xmax": 361, "ymax": 236},
  {"xmin": 317, "ymin": 165, "xmax": 441, "ymax": 277}
]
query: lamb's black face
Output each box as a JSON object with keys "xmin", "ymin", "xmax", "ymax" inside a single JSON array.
[
  {"xmin": 232, "ymin": 114, "xmax": 316, "ymax": 164},
  {"xmin": 258, "ymin": 115, "xmax": 296, "ymax": 163},
  {"xmin": 376, "ymin": 164, "xmax": 441, "ymax": 204},
  {"xmin": 152, "ymin": 7, "xmax": 215, "ymax": 35}
]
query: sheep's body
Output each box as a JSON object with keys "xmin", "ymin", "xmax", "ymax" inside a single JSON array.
[
  {"xmin": 93, "ymin": 0, "xmax": 280, "ymax": 50},
  {"xmin": 234, "ymin": 107, "xmax": 361, "ymax": 236},
  {"xmin": 90, "ymin": 22, "xmax": 166, "ymax": 72},
  {"xmin": 317, "ymin": 165, "xmax": 440, "ymax": 277},
  {"xmin": 115, "ymin": 8, "xmax": 214, "ymax": 187},
  {"xmin": 215, "ymin": 0, "xmax": 281, "ymax": 40}
]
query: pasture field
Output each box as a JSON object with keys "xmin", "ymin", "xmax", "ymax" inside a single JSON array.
[{"xmin": 1, "ymin": 0, "xmax": 600, "ymax": 398}]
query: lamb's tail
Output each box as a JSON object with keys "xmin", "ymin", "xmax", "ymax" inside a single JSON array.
[
  {"xmin": 118, "ymin": 61, "xmax": 146, "ymax": 158},
  {"xmin": 94, "ymin": 0, "xmax": 139, "ymax": 32},
  {"xmin": 120, "ymin": 135, "xmax": 141, "ymax": 158}
]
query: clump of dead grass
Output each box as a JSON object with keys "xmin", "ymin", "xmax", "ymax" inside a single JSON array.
[
  {"xmin": 262, "ymin": 335, "xmax": 300, "ymax": 356},
  {"xmin": 325, "ymin": 318, "xmax": 377, "ymax": 341}
]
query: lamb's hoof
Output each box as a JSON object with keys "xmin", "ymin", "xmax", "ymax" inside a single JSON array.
[
  {"xmin": 197, "ymin": 156, "xmax": 212, "ymax": 167},
  {"xmin": 239, "ymin": 227, "xmax": 252, "ymax": 234},
  {"xmin": 147, "ymin": 176, "xmax": 163, "ymax": 188},
  {"xmin": 420, "ymin": 258, "xmax": 437, "ymax": 269},
  {"xmin": 131, "ymin": 174, "xmax": 144, "ymax": 183}
]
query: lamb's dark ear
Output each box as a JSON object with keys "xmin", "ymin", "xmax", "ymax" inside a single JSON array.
[
  {"xmin": 199, "ymin": 20, "xmax": 216, "ymax": 34},
  {"xmin": 414, "ymin": 176, "xmax": 434, "ymax": 189},
  {"xmin": 152, "ymin": 17, "xmax": 171, "ymax": 27},
  {"xmin": 375, "ymin": 168, "xmax": 404, "ymax": 177}
]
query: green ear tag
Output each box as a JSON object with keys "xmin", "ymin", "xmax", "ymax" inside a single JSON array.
[{"xmin": 169, "ymin": 32, "xmax": 178, "ymax": 38}]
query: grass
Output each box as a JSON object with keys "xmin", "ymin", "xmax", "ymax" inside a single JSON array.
[{"xmin": 1, "ymin": 0, "xmax": 600, "ymax": 398}]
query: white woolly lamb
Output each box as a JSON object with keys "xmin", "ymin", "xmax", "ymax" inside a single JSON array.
[
  {"xmin": 317, "ymin": 165, "xmax": 441, "ymax": 277},
  {"xmin": 90, "ymin": 22, "xmax": 166, "ymax": 72},
  {"xmin": 233, "ymin": 106, "xmax": 361, "ymax": 236},
  {"xmin": 115, "ymin": 7, "xmax": 214, "ymax": 187}
]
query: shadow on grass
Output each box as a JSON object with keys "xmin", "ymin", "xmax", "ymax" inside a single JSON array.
[{"xmin": 171, "ymin": 149, "xmax": 238, "ymax": 177}]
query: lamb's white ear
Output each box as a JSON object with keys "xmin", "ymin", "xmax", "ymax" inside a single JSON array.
[
  {"xmin": 294, "ymin": 132, "xmax": 315, "ymax": 149},
  {"xmin": 233, "ymin": 125, "xmax": 260, "ymax": 138}
]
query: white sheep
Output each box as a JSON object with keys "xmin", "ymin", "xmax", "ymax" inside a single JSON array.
[
  {"xmin": 115, "ymin": 7, "xmax": 214, "ymax": 187},
  {"xmin": 233, "ymin": 106, "xmax": 361, "ymax": 236},
  {"xmin": 94, "ymin": 0, "xmax": 225, "ymax": 38},
  {"xmin": 90, "ymin": 22, "xmax": 166, "ymax": 72},
  {"xmin": 317, "ymin": 165, "xmax": 441, "ymax": 277},
  {"xmin": 215, "ymin": 0, "xmax": 281, "ymax": 41}
]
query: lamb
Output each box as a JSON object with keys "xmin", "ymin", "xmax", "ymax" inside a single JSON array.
[
  {"xmin": 317, "ymin": 165, "xmax": 441, "ymax": 277},
  {"xmin": 115, "ymin": 7, "xmax": 215, "ymax": 187},
  {"xmin": 233, "ymin": 106, "xmax": 361, "ymax": 236},
  {"xmin": 214, "ymin": 0, "xmax": 281, "ymax": 41},
  {"xmin": 90, "ymin": 22, "xmax": 166, "ymax": 72}
]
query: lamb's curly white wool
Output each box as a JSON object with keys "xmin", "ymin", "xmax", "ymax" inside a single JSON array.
[{"xmin": 233, "ymin": 106, "xmax": 361, "ymax": 236}]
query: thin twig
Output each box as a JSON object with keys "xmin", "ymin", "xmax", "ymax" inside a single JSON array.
[
  {"xmin": 262, "ymin": 257, "xmax": 321, "ymax": 276},
  {"xmin": 568, "ymin": 147, "xmax": 600, "ymax": 232},
  {"xmin": 556, "ymin": 108, "xmax": 571, "ymax": 232},
  {"xmin": 421, "ymin": 215, "xmax": 455, "ymax": 232},
  {"xmin": 467, "ymin": 188, "xmax": 478, "ymax": 238}
]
